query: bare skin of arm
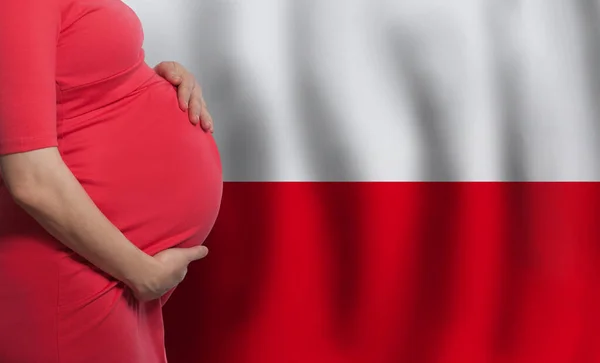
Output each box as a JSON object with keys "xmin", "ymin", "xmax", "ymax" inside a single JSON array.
[{"xmin": 0, "ymin": 147, "xmax": 207, "ymax": 301}]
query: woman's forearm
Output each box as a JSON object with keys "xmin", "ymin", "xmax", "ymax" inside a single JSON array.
[{"xmin": 0, "ymin": 147, "xmax": 158, "ymax": 288}]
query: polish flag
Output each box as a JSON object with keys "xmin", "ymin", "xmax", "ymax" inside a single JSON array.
[{"xmin": 128, "ymin": 1, "xmax": 600, "ymax": 362}]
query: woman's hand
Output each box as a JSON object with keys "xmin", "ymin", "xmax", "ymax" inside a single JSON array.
[
  {"xmin": 129, "ymin": 245, "xmax": 209, "ymax": 302},
  {"xmin": 154, "ymin": 61, "xmax": 214, "ymax": 133}
]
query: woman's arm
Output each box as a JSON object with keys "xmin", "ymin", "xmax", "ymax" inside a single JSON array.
[
  {"xmin": 0, "ymin": 148, "xmax": 159, "ymax": 289},
  {"xmin": 1, "ymin": 147, "xmax": 208, "ymax": 301}
]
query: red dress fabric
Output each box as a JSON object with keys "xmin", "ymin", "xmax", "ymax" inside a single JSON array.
[{"xmin": 0, "ymin": 0, "xmax": 223, "ymax": 362}]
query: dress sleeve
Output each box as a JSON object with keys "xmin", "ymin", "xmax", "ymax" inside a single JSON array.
[{"xmin": 0, "ymin": 0, "xmax": 60, "ymax": 155}]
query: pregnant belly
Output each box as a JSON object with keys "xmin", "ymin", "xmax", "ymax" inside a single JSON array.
[{"xmin": 59, "ymin": 80, "xmax": 223, "ymax": 255}]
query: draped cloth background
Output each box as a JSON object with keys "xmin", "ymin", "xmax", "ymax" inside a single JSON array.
[{"xmin": 125, "ymin": 1, "xmax": 600, "ymax": 362}]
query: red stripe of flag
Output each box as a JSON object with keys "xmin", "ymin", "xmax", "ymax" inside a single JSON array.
[{"xmin": 164, "ymin": 182, "xmax": 600, "ymax": 363}]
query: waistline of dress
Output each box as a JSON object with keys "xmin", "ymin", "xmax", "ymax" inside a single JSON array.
[{"xmin": 56, "ymin": 59, "xmax": 160, "ymax": 121}]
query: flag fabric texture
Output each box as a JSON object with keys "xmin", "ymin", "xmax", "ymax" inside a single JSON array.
[{"xmin": 126, "ymin": 1, "xmax": 600, "ymax": 362}]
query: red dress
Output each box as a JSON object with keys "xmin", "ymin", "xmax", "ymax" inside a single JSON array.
[{"xmin": 0, "ymin": 0, "xmax": 223, "ymax": 362}]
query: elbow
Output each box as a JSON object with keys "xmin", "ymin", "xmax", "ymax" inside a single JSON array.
[
  {"xmin": 2, "ymin": 169, "xmax": 47, "ymax": 208},
  {"xmin": 0, "ymin": 148, "xmax": 62, "ymax": 208},
  {"xmin": 6, "ymin": 180, "xmax": 42, "ymax": 208}
]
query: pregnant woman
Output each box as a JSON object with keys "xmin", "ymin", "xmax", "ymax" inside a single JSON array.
[{"xmin": 0, "ymin": 0, "xmax": 222, "ymax": 362}]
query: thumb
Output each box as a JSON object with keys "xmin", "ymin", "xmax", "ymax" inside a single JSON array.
[
  {"xmin": 154, "ymin": 61, "xmax": 183, "ymax": 85},
  {"xmin": 184, "ymin": 245, "xmax": 209, "ymax": 262}
]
